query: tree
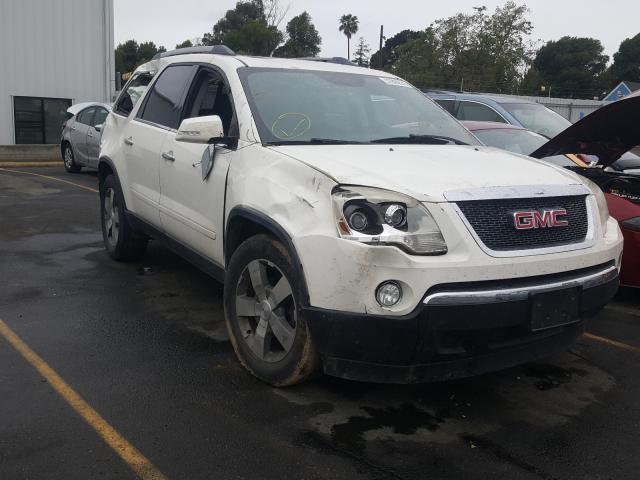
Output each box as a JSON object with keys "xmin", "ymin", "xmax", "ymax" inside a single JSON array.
[
  {"xmin": 352, "ymin": 37, "xmax": 370, "ymax": 67},
  {"xmin": 115, "ymin": 40, "xmax": 139, "ymax": 75},
  {"xmin": 392, "ymin": 2, "xmax": 534, "ymax": 93},
  {"xmin": 137, "ymin": 41, "xmax": 166, "ymax": 63},
  {"xmin": 175, "ymin": 39, "xmax": 194, "ymax": 49},
  {"xmin": 273, "ymin": 12, "xmax": 321, "ymax": 58},
  {"xmin": 202, "ymin": 0, "xmax": 283, "ymax": 55},
  {"xmin": 370, "ymin": 30, "xmax": 423, "ymax": 70},
  {"xmin": 610, "ymin": 33, "xmax": 640, "ymax": 83},
  {"xmin": 115, "ymin": 40, "xmax": 166, "ymax": 75},
  {"xmin": 533, "ymin": 36, "xmax": 609, "ymax": 98},
  {"xmin": 263, "ymin": 0, "xmax": 290, "ymax": 28},
  {"xmin": 339, "ymin": 14, "xmax": 359, "ymax": 59}
]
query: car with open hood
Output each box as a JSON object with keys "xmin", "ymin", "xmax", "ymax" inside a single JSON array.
[
  {"xmin": 97, "ymin": 46, "xmax": 622, "ymax": 386},
  {"xmin": 464, "ymin": 94, "xmax": 640, "ymax": 287}
]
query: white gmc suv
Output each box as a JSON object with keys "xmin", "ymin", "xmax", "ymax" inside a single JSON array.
[{"xmin": 98, "ymin": 46, "xmax": 623, "ymax": 386}]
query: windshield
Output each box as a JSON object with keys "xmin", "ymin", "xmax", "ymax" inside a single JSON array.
[
  {"xmin": 473, "ymin": 128, "xmax": 547, "ymax": 155},
  {"xmin": 473, "ymin": 127, "xmax": 577, "ymax": 167},
  {"xmin": 499, "ymin": 102, "xmax": 571, "ymax": 138},
  {"xmin": 238, "ymin": 68, "xmax": 479, "ymax": 145}
]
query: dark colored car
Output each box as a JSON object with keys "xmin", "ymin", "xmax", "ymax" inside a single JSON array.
[
  {"xmin": 463, "ymin": 94, "xmax": 640, "ymax": 286},
  {"xmin": 428, "ymin": 91, "xmax": 640, "ymax": 175}
]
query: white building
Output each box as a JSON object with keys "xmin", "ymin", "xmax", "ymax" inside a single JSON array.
[{"xmin": 0, "ymin": 0, "xmax": 114, "ymax": 145}]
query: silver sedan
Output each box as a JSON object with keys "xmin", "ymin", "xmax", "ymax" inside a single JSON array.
[{"xmin": 61, "ymin": 102, "xmax": 111, "ymax": 173}]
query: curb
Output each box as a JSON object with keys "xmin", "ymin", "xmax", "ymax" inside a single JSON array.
[{"xmin": 0, "ymin": 162, "xmax": 63, "ymax": 168}]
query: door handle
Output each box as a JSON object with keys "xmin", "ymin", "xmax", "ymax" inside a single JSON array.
[
  {"xmin": 88, "ymin": 132, "xmax": 94, "ymax": 138},
  {"xmin": 124, "ymin": 137, "xmax": 134, "ymax": 146},
  {"xmin": 162, "ymin": 151, "xmax": 175, "ymax": 162},
  {"xmin": 71, "ymin": 126, "xmax": 77, "ymax": 131}
]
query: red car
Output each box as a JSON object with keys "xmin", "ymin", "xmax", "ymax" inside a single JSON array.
[{"xmin": 464, "ymin": 95, "xmax": 640, "ymax": 287}]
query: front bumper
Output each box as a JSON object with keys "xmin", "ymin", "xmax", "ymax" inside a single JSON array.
[{"xmin": 304, "ymin": 263, "xmax": 619, "ymax": 383}]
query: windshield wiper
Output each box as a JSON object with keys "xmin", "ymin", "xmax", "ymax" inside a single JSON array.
[
  {"xmin": 370, "ymin": 134, "xmax": 469, "ymax": 145},
  {"xmin": 266, "ymin": 138, "xmax": 366, "ymax": 146}
]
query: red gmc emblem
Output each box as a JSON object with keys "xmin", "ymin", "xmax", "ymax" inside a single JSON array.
[{"xmin": 513, "ymin": 209, "xmax": 569, "ymax": 230}]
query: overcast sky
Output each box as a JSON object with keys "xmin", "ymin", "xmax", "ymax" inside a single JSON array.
[{"xmin": 114, "ymin": 0, "xmax": 638, "ymax": 60}]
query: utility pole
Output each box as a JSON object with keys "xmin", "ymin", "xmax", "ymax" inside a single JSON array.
[
  {"xmin": 460, "ymin": 77, "xmax": 464, "ymax": 92},
  {"xmin": 379, "ymin": 25, "xmax": 384, "ymax": 53}
]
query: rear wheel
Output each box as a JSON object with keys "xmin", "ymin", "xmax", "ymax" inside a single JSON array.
[
  {"xmin": 63, "ymin": 144, "xmax": 81, "ymax": 173},
  {"xmin": 100, "ymin": 174, "xmax": 147, "ymax": 261},
  {"xmin": 224, "ymin": 234, "xmax": 320, "ymax": 386}
]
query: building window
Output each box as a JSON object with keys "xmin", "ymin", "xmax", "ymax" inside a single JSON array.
[{"xmin": 13, "ymin": 96, "xmax": 72, "ymax": 144}]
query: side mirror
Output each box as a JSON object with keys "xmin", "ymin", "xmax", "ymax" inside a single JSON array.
[
  {"xmin": 176, "ymin": 115, "xmax": 224, "ymax": 144},
  {"xmin": 94, "ymin": 124, "xmax": 103, "ymax": 132}
]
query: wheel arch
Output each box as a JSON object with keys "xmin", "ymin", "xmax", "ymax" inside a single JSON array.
[{"xmin": 225, "ymin": 206, "xmax": 310, "ymax": 306}]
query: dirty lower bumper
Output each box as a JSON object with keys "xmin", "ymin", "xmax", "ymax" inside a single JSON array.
[{"xmin": 304, "ymin": 263, "xmax": 619, "ymax": 384}]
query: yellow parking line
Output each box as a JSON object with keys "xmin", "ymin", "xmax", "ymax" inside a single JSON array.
[
  {"xmin": 0, "ymin": 319, "xmax": 169, "ymax": 480},
  {"xmin": 0, "ymin": 167, "xmax": 98, "ymax": 193},
  {"xmin": 584, "ymin": 332, "xmax": 640, "ymax": 354}
]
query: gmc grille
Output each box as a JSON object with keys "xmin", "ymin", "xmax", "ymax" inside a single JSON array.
[{"xmin": 456, "ymin": 195, "xmax": 589, "ymax": 251}]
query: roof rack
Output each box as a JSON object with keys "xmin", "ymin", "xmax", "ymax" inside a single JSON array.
[
  {"xmin": 152, "ymin": 45, "xmax": 235, "ymax": 60},
  {"xmin": 298, "ymin": 57, "xmax": 355, "ymax": 66}
]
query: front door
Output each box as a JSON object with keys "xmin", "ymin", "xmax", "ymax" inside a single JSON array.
[{"xmin": 159, "ymin": 67, "xmax": 237, "ymax": 264}]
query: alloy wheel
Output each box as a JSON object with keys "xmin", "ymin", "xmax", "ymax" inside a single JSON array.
[
  {"xmin": 103, "ymin": 187, "xmax": 120, "ymax": 248},
  {"xmin": 64, "ymin": 147, "xmax": 73, "ymax": 169},
  {"xmin": 235, "ymin": 259, "xmax": 297, "ymax": 363}
]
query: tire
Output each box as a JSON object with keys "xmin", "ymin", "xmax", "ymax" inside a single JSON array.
[
  {"xmin": 100, "ymin": 174, "xmax": 147, "ymax": 261},
  {"xmin": 224, "ymin": 234, "xmax": 321, "ymax": 386},
  {"xmin": 63, "ymin": 143, "xmax": 81, "ymax": 173}
]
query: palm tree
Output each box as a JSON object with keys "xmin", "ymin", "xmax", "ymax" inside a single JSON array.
[{"xmin": 338, "ymin": 14, "xmax": 359, "ymax": 60}]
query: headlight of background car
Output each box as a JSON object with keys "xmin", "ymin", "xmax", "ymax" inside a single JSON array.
[
  {"xmin": 579, "ymin": 177, "xmax": 610, "ymax": 230},
  {"xmin": 332, "ymin": 186, "xmax": 447, "ymax": 255}
]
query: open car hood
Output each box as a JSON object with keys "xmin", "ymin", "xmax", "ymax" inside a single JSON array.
[{"xmin": 531, "ymin": 95, "xmax": 640, "ymax": 167}]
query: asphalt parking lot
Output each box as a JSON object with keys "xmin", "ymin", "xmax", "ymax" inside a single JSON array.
[{"xmin": 1, "ymin": 166, "xmax": 640, "ymax": 480}]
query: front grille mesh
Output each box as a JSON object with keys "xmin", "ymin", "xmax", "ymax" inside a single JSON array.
[{"xmin": 456, "ymin": 195, "xmax": 589, "ymax": 251}]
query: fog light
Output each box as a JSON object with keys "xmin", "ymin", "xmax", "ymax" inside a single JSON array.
[{"xmin": 376, "ymin": 281, "xmax": 402, "ymax": 307}]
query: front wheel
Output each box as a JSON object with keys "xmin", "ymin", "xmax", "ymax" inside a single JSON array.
[
  {"xmin": 224, "ymin": 234, "xmax": 320, "ymax": 386},
  {"xmin": 100, "ymin": 174, "xmax": 147, "ymax": 261}
]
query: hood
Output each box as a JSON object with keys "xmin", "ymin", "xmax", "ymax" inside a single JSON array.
[
  {"xmin": 270, "ymin": 144, "xmax": 581, "ymax": 202},
  {"xmin": 531, "ymin": 95, "xmax": 640, "ymax": 167}
]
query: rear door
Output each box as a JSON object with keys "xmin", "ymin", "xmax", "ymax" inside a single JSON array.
[
  {"xmin": 158, "ymin": 66, "xmax": 236, "ymax": 262},
  {"xmin": 71, "ymin": 107, "xmax": 94, "ymax": 163},
  {"xmin": 86, "ymin": 107, "xmax": 109, "ymax": 167}
]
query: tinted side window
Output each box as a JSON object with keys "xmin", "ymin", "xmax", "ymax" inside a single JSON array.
[
  {"xmin": 76, "ymin": 107, "xmax": 95, "ymax": 125},
  {"xmin": 139, "ymin": 65, "xmax": 195, "ymax": 129},
  {"xmin": 93, "ymin": 108, "xmax": 109, "ymax": 127},
  {"xmin": 114, "ymin": 72, "xmax": 154, "ymax": 117},
  {"xmin": 457, "ymin": 101, "xmax": 506, "ymax": 123},
  {"xmin": 184, "ymin": 69, "xmax": 236, "ymax": 136},
  {"xmin": 435, "ymin": 99, "xmax": 456, "ymax": 115}
]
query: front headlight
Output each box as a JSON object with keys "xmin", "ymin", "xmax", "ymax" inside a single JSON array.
[
  {"xmin": 580, "ymin": 177, "xmax": 609, "ymax": 229},
  {"xmin": 332, "ymin": 186, "xmax": 447, "ymax": 255}
]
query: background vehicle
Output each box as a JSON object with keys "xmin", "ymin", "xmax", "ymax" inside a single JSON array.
[
  {"xmin": 427, "ymin": 92, "xmax": 571, "ymax": 138},
  {"xmin": 97, "ymin": 47, "xmax": 622, "ymax": 386},
  {"xmin": 464, "ymin": 117, "xmax": 639, "ymax": 287},
  {"xmin": 428, "ymin": 91, "xmax": 640, "ymax": 174},
  {"xmin": 61, "ymin": 102, "xmax": 111, "ymax": 172}
]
